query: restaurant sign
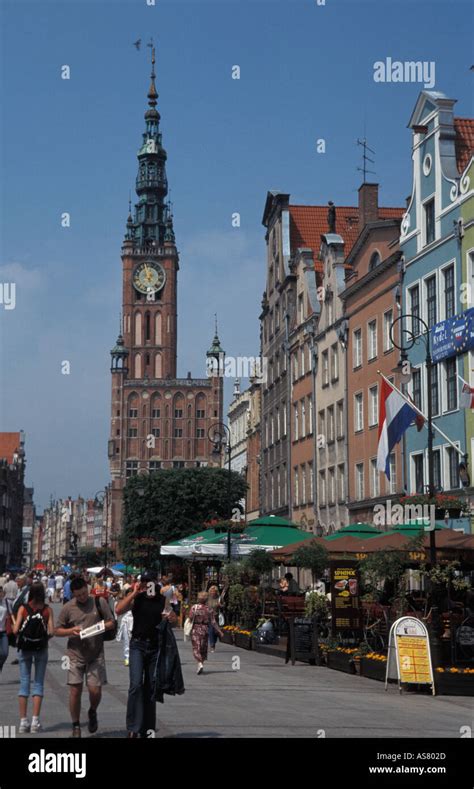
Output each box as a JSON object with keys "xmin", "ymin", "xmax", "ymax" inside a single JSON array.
[
  {"xmin": 385, "ymin": 617, "xmax": 435, "ymax": 695},
  {"xmin": 431, "ymin": 307, "xmax": 474, "ymax": 363},
  {"xmin": 330, "ymin": 560, "xmax": 362, "ymax": 637}
]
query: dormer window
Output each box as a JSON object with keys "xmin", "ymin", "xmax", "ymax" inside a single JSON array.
[
  {"xmin": 369, "ymin": 251, "xmax": 381, "ymax": 270},
  {"xmin": 424, "ymin": 198, "xmax": 435, "ymax": 245}
]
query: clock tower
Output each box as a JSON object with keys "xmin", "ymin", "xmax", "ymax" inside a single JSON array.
[{"xmin": 107, "ymin": 47, "xmax": 224, "ymax": 543}]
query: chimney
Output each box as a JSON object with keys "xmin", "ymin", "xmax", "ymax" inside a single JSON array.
[{"xmin": 358, "ymin": 183, "xmax": 379, "ymax": 229}]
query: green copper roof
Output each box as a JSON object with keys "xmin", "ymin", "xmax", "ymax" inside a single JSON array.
[{"xmin": 207, "ymin": 332, "xmax": 224, "ymax": 356}]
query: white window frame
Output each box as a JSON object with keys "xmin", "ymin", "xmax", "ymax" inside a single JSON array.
[
  {"xmin": 370, "ymin": 458, "xmax": 379, "ymax": 497},
  {"xmin": 440, "ymin": 260, "xmax": 456, "ymax": 321},
  {"xmin": 354, "ymin": 392, "xmax": 363, "ymax": 432},
  {"xmin": 368, "ymin": 385, "xmax": 378, "ymax": 427},
  {"xmin": 368, "ymin": 319, "xmax": 377, "ymax": 360},
  {"xmin": 383, "ymin": 310, "xmax": 393, "ymax": 352},
  {"xmin": 355, "ymin": 463, "xmax": 364, "ymax": 501},
  {"xmin": 353, "ymin": 328, "xmax": 362, "ymax": 369}
]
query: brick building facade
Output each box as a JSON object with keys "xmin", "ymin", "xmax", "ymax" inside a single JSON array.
[{"xmin": 107, "ymin": 48, "xmax": 224, "ymax": 541}]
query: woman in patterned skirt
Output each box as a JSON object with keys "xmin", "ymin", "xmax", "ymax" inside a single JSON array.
[{"xmin": 189, "ymin": 591, "xmax": 224, "ymax": 674}]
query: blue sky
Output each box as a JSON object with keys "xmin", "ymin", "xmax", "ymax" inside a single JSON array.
[{"xmin": 1, "ymin": 0, "xmax": 472, "ymax": 511}]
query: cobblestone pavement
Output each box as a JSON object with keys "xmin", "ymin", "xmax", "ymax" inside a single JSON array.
[{"xmin": 0, "ymin": 606, "xmax": 471, "ymax": 738}]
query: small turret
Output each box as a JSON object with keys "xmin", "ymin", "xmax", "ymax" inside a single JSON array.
[{"xmin": 110, "ymin": 330, "xmax": 129, "ymax": 374}]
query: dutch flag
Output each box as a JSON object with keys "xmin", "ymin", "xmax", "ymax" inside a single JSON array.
[{"xmin": 377, "ymin": 377, "xmax": 419, "ymax": 479}]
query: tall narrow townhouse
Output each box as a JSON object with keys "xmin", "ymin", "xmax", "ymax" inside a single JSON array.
[{"xmin": 400, "ymin": 91, "xmax": 474, "ymax": 520}]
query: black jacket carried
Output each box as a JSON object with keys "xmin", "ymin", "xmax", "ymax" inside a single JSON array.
[{"xmin": 152, "ymin": 619, "xmax": 185, "ymax": 703}]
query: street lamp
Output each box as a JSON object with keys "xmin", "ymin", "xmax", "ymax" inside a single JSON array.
[
  {"xmin": 208, "ymin": 422, "xmax": 233, "ymax": 561},
  {"xmin": 390, "ymin": 313, "xmax": 437, "ymax": 566},
  {"xmin": 94, "ymin": 490, "xmax": 107, "ymax": 571}
]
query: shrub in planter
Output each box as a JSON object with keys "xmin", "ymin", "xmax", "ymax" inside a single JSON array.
[
  {"xmin": 435, "ymin": 668, "xmax": 474, "ymax": 696},
  {"xmin": 221, "ymin": 628, "xmax": 234, "ymax": 646},
  {"xmin": 234, "ymin": 631, "xmax": 253, "ymax": 650},
  {"xmin": 326, "ymin": 648, "xmax": 358, "ymax": 675},
  {"xmin": 360, "ymin": 654, "xmax": 387, "ymax": 682}
]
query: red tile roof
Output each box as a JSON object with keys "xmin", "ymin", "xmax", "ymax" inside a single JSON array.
[
  {"xmin": 454, "ymin": 118, "xmax": 474, "ymax": 174},
  {"xmin": 0, "ymin": 432, "xmax": 22, "ymax": 464},
  {"xmin": 289, "ymin": 204, "xmax": 404, "ymax": 272}
]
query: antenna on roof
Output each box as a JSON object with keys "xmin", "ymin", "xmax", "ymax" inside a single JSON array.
[{"xmin": 356, "ymin": 138, "xmax": 376, "ymax": 182}]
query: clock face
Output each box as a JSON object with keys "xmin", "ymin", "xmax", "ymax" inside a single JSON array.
[{"xmin": 133, "ymin": 261, "xmax": 166, "ymax": 294}]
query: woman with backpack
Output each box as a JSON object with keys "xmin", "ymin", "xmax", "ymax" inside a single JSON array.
[{"xmin": 12, "ymin": 582, "xmax": 54, "ymax": 733}]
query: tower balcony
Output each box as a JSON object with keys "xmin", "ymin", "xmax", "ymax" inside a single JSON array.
[{"xmin": 136, "ymin": 176, "xmax": 168, "ymax": 193}]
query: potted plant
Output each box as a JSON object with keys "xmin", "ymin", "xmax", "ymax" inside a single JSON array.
[
  {"xmin": 221, "ymin": 626, "xmax": 235, "ymax": 646},
  {"xmin": 360, "ymin": 652, "xmax": 388, "ymax": 682},
  {"xmin": 326, "ymin": 646, "xmax": 358, "ymax": 674},
  {"xmin": 397, "ymin": 493, "xmax": 468, "ymax": 520},
  {"xmin": 234, "ymin": 628, "xmax": 253, "ymax": 650}
]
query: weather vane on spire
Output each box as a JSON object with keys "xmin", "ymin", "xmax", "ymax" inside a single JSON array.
[{"xmin": 146, "ymin": 37, "xmax": 158, "ymax": 107}]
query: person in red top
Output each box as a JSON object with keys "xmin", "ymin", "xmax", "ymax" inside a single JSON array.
[
  {"xmin": 12, "ymin": 582, "xmax": 54, "ymax": 733},
  {"xmin": 91, "ymin": 579, "xmax": 110, "ymax": 600}
]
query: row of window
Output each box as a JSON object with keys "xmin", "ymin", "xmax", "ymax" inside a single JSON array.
[
  {"xmin": 293, "ymin": 397, "xmax": 313, "ymax": 441},
  {"xmin": 127, "ymin": 408, "xmax": 206, "ymax": 419},
  {"xmin": 126, "ymin": 427, "xmax": 207, "ymax": 439},
  {"xmin": 320, "ymin": 344, "xmax": 339, "ymax": 387},
  {"xmin": 411, "ymin": 445, "xmax": 460, "ymax": 493},
  {"xmin": 352, "ymin": 310, "xmax": 393, "ymax": 369},
  {"xmin": 264, "ymin": 404, "xmax": 287, "ymax": 448},
  {"xmin": 293, "ymin": 463, "xmax": 314, "ymax": 507},
  {"xmin": 353, "ymin": 456, "xmax": 397, "ymax": 501},
  {"xmin": 125, "ymin": 460, "xmax": 208, "ymax": 477},
  {"xmin": 411, "ymin": 358, "xmax": 458, "ymax": 415},
  {"xmin": 292, "ymin": 342, "xmax": 314, "ymax": 383},
  {"xmin": 265, "ymin": 463, "xmax": 288, "ymax": 511},
  {"xmin": 318, "ymin": 401, "xmax": 345, "ymax": 444},
  {"xmin": 319, "ymin": 464, "xmax": 346, "ymax": 506},
  {"xmin": 407, "ymin": 263, "xmax": 455, "ymax": 332}
]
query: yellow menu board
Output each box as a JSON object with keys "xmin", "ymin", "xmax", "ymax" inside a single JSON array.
[
  {"xmin": 396, "ymin": 635, "xmax": 432, "ymax": 683},
  {"xmin": 385, "ymin": 617, "xmax": 435, "ymax": 694}
]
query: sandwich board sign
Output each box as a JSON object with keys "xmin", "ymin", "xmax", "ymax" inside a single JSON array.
[{"xmin": 385, "ymin": 617, "xmax": 435, "ymax": 695}]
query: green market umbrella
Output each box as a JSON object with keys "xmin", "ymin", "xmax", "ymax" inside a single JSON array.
[
  {"xmin": 248, "ymin": 515, "xmax": 299, "ymax": 528},
  {"xmin": 384, "ymin": 521, "xmax": 449, "ymax": 537},
  {"xmin": 161, "ymin": 520, "xmax": 314, "ymax": 557},
  {"xmin": 324, "ymin": 523, "xmax": 383, "ymax": 541}
]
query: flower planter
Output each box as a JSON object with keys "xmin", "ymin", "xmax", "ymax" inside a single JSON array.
[
  {"xmin": 435, "ymin": 673, "xmax": 474, "ymax": 696},
  {"xmin": 360, "ymin": 657, "xmax": 387, "ymax": 682},
  {"xmin": 326, "ymin": 651, "xmax": 357, "ymax": 675},
  {"xmin": 435, "ymin": 508, "xmax": 462, "ymax": 520},
  {"xmin": 221, "ymin": 631, "xmax": 234, "ymax": 646},
  {"xmin": 234, "ymin": 632, "xmax": 253, "ymax": 650}
]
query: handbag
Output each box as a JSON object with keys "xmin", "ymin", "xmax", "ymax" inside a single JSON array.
[
  {"xmin": 218, "ymin": 612, "xmax": 225, "ymax": 627},
  {"xmin": 5, "ymin": 613, "xmax": 16, "ymax": 647},
  {"xmin": 183, "ymin": 606, "xmax": 196, "ymax": 640}
]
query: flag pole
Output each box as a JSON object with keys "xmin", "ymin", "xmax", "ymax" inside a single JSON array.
[{"xmin": 377, "ymin": 370, "xmax": 464, "ymax": 457}]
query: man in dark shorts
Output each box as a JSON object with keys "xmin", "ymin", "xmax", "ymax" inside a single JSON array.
[
  {"xmin": 115, "ymin": 569, "xmax": 176, "ymax": 738},
  {"xmin": 55, "ymin": 576, "xmax": 115, "ymax": 737}
]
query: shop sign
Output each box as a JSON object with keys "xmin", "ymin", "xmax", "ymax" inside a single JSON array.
[
  {"xmin": 330, "ymin": 560, "xmax": 362, "ymax": 636},
  {"xmin": 431, "ymin": 307, "xmax": 474, "ymax": 363},
  {"xmin": 385, "ymin": 617, "xmax": 435, "ymax": 695}
]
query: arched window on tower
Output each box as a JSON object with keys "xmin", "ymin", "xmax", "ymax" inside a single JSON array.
[
  {"xmin": 145, "ymin": 312, "xmax": 151, "ymax": 341},
  {"xmin": 134, "ymin": 354, "xmax": 141, "ymax": 379},
  {"xmin": 134, "ymin": 312, "xmax": 142, "ymax": 345},
  {"xmin": 155, "ymin": 353, "xmax": 162, "ymax": 378},
  {"xmin": 155, "ymin": 313, "xmax": 162, "ymax": 345}
]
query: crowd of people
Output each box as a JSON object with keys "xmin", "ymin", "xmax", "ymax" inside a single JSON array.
[{"xmin": 0, "ymin": 568, "xmax": 227, "ymax": 738}]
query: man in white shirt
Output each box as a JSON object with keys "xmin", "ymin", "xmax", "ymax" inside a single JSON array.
[{"xmin": 55, "ymin": 573, "xmax": 64, "ymax": 602}]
